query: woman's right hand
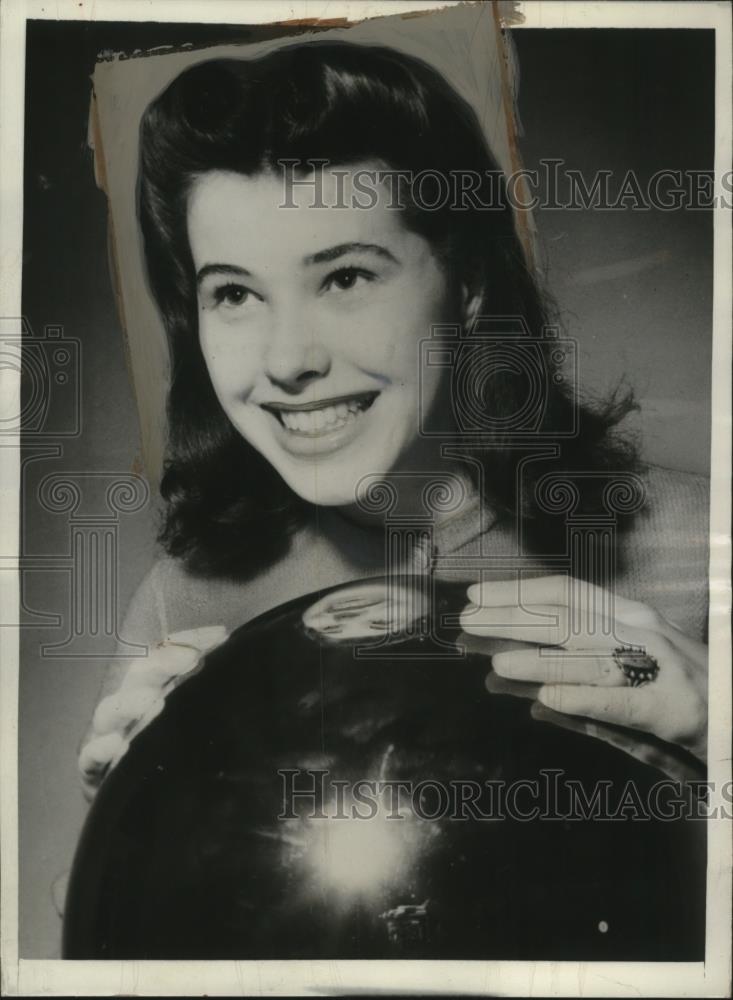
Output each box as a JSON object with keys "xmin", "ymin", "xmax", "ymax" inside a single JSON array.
[{"xmin": 78, "ymin": 625, "xmax": 228, "ymax": 800}]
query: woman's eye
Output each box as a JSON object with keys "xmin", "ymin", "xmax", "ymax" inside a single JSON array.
[
  {"xmin": 211, "ymin": 283, "xmax": 255, "ymax": 308},
  {"xmin": 323, "ymin": 267, "xmax": 374, "ymax": 293}
]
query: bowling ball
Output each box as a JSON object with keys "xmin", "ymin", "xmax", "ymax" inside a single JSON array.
[{"xmin": 63, "ymin": 576, "xmax": 705, "ymax": 960}]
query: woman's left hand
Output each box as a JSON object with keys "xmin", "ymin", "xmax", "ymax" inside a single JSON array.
[{"xmin": 460, "ymin": 575, "xmax": 708, "ymax": 765}]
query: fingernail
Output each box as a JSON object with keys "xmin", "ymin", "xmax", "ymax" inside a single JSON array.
[
  {"xmin": 458, "ymin": 603, "xmax": 479, "ymax": 625},
  {"xmin": 78, "ymin": 731, "xmax": 128, "ymax": 774},
  {"xmin": 122, "ymin": 645, "xmax": 197, "ymax": 688},
  {"xmin": 491, "ymin": 654, "xmax": 518, "ymax": 676},
  {"xmin": 166, "ymin": 625, "xmax": 227, "ymax": 653},
  {"xmin": 537, "ymin": 686, "xmax": 559, "ymax": 709}
]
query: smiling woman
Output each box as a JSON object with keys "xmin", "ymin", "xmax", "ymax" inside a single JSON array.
[
  {"xmin": 138, "ymin": 44, "xmax": 641, "ymax": 576},
  {"xmin": 76, "ymin": 36, "xmax": 711, "ymax": 791},
  {"xmin": 69, "ymin": 35, "xmax": 711, "ymax": 961},
  {"xmin": 189, "ymin": 166, "xmax": 452, "ymax": 505}
]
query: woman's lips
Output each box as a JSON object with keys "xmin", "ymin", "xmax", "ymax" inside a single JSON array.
[
  {"xmin": 263, "ymin": 392, "xmax": 378, "ymax": 436},
  {"xmin": 261, "ymin": 391, "xmax": 380, "ymax": 455}
]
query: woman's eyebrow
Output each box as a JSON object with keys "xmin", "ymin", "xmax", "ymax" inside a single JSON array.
[
  {"xmin": 196, "ymin": 263, "xmax": 251, "ymax": 285},
  {"xmin": 196, "ymin": 244, "xmax": 398, "ymax": 285},
  {"xmin": 304, "ymin": 242, "xmax": 399, "ymax": 266}
]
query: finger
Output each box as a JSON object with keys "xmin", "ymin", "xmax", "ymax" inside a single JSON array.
[
  {"xmin": 493, "ymin": 648, "xmax": 622, "ymax": 687},
  {"xmin": 166, "ymin": 624, "xmax": 228, "ymax": 653},
  {"xmin": 484, "ymin": 669, "xmax": 539, "ymax": 702},
  {"xmin": 529, "ymin": 702, "xmax": 703, "ymax": 782},
  {"xmin": 120, "ymin": 625, "xmax": 228, "ymax": 691},
  {"xmin": 92, "ymin": 686, "xmax": 165, "ymax": 736},
  {"xmin": 78, "ymin": 731, "xmax": 129, "ymax": 784},
  {"xmin": 462, "ymin": 604, "xmax": 689, "ymax": 659},
  {"xmin": 120, "ymin": 643, "xmax": 200, "ymax": 689},
  {"xmin": 537, "ymin": 683, "xmax": 655, "ymax": 733},
  {"xmin": 461, "ymin": 602, "xmax": 627, "ymax": 649},
  {"xmin": 467, "ymin": 575, "xmax": 668, "ymax": 636},
  {"xmin": 328, "ymin": 596, "xmax": 384, "ymax": 611},
  {"xmin": 467, "ymin": 575, "xmax": 569, "ymax": 609},
  {"xmin": 460, "ymin": 602, "xmax": 573, "ymax": 647},
  {"xmin": 531, "ymin": 699, "xmax": 648, "ymax": 756},
  {"xmin": 459, "ymin": 631, "xmax": 532, "ymax": 659}
]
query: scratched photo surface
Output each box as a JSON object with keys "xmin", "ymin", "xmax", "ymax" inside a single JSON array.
[{"xmin": 19, "ymin": 15, "xmax": 713, "ymax": 962}]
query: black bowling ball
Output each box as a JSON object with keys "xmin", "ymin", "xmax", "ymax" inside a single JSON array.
[{"xmin": 63, "ymin": 577, "xmax": 705, "ymax": 960}]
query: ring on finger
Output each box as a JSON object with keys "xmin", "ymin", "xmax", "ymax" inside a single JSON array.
[{"xmin": 612, "ymin": 644, "xmax": 660, "ymax": 687}]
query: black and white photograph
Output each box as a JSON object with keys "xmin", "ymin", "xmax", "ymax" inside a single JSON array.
[{"xmin": 1, "ymin": 0, "xmax": 731, "ymax": 995}]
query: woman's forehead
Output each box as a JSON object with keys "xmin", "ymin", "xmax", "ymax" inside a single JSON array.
[{"xmin": 186, "ymin": 165, "xmax": 428, "ymax": 270}]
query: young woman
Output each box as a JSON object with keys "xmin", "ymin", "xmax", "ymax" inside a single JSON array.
[{"xmin": 78, "ymin": 41, "xmax": 709, "ymax": 795}]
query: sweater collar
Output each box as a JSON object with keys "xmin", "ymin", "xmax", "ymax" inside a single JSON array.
[{"xmin": 310, "ymin": 483, "xmax": 496, "ymax": 569}]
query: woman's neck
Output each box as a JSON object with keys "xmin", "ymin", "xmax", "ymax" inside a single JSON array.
[{"xmin": 330, "ymin": 462, "xmax": 478, "ymax": 532}]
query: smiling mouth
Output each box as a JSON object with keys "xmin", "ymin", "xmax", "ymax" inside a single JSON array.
[{"xmin": 262, "ymin": 392, "xmax": 379, "ymax": 436}]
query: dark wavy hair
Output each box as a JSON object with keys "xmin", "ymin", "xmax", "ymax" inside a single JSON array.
[{"xmin": 138, "ymin": 40, "xmax": 639, "ymax": 579}]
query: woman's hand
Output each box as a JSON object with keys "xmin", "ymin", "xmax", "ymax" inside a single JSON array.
[
  {"xmin": 78, "ymin": 625, "xmax": 228, "ymax": 800},
  {"xmin": 460, "ymin": 575, "xmax": 708, "ymax": 767}
]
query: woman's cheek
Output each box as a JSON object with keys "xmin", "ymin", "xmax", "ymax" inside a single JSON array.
[
  {"xmin": 333, "ymin": 297, "xmax": 413, "ymax": 370},
  {"xmin": 199, "ymin": 325, "xmax": 262, "ymax": 401}
]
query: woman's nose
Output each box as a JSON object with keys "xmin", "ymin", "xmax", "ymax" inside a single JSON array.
[{"xmin": 263, "ymin": 309, "xmax": 331, "ymax": 392}]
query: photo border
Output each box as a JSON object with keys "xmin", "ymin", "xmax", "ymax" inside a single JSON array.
[{"xmin": 1, "ymin": 1, "xmax": 730, "ymax": 995}]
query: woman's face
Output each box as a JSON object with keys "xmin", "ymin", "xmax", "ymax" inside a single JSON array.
[{"xmin": 187, "ymin": 164, "xmax": 454, "ymax": 507}]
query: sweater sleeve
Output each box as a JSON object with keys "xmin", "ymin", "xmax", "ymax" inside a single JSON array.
[{"xmin": 91, "ymin": 562, "xmax": 169, "ymax": 708}]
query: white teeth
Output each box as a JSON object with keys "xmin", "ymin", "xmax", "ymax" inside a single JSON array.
[{"xmin": 274, "ymin": 396, "xmax": 374, "ymax": 435}]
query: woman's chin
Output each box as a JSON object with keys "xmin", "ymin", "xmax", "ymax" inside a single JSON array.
[
  {"xmin": 271, "ymin": 448, "xmax": 406, "ymax": 511},
  {"xmin": 277, "ymin": 468, "xmax": 371, "ymax": 509}
]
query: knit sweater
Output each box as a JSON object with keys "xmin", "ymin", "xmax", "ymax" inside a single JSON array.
[{"xmin": 118, "ymin": 464, "xmax": 710, "ymax": 651}]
